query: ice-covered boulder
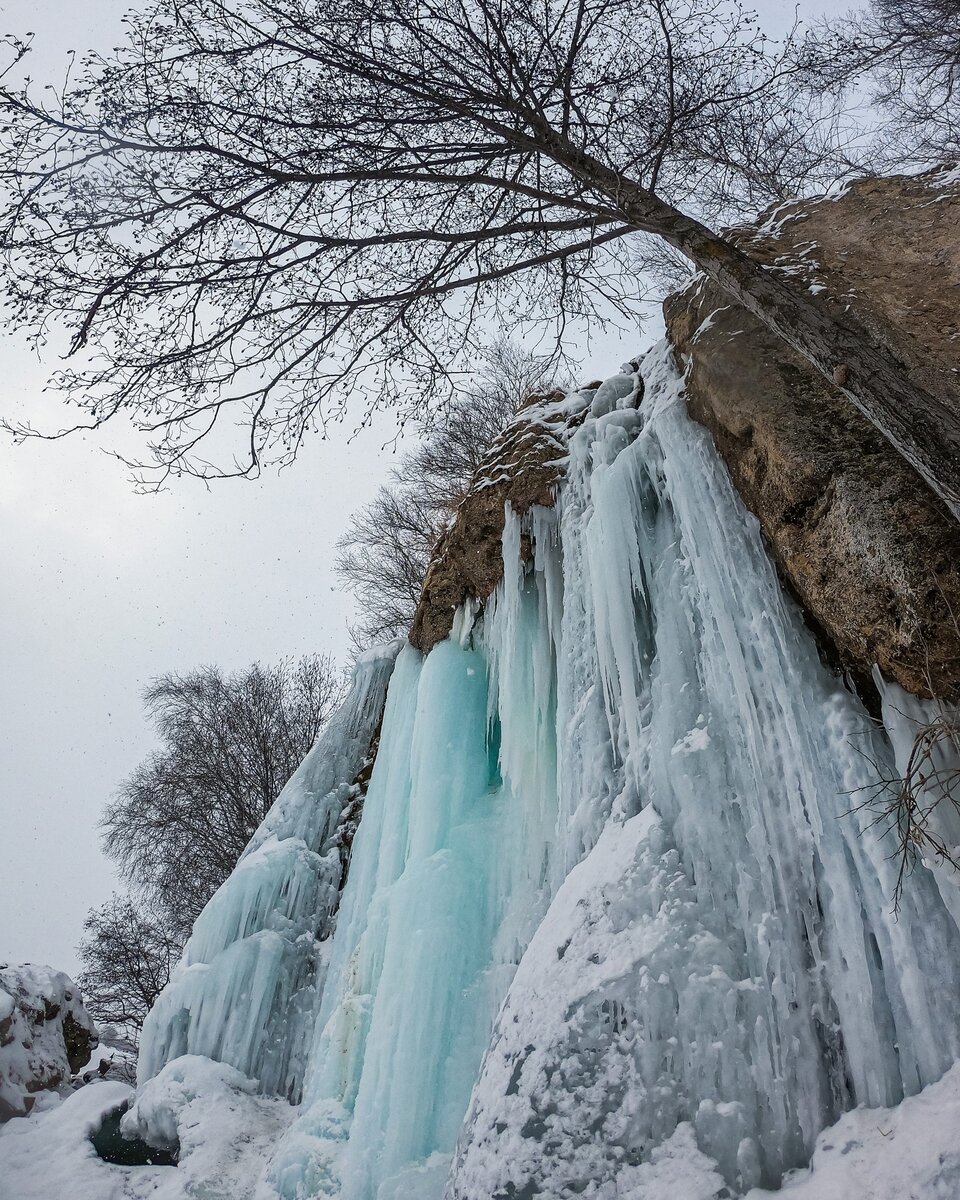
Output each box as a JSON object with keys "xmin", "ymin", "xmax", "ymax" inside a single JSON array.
[{"xmin": 0, "ymin": 963, "xmax": 97, "ymax": 1119}]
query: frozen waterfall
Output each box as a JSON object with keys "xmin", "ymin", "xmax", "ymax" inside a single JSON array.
[
  {"xmin": 134, "ymin": 341, "xmax": 960, "ymax": 1199},
  {"xmin": 136, "ymin": 641, "xmax": 400, "ymax": 1104}
]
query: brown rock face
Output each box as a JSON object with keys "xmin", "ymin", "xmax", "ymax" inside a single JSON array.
[
  {"xmin": 409, "ymin": 391, "xmax": 593, "ymax": 652},
  {"xmin": 665, "ymin": 167, "xmax": 960, "ymax": 699}
]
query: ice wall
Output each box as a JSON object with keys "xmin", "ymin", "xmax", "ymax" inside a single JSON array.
[
  {"xmin": 269, "ymin": 553, "xmax": 564, "ymax": 1200},
  {"xmin": 132, "ymin": 341, "xmax": 960, "ymax": 1200},
  {"xmin": 449, "ymin": 345, "xmax": 960, "ymax": 1197},
  {"xmin": 266, "ymin": 343, "xmax": 960, "ymax": 1199},
  {"xmin": 136, "ymin": 641, "xmax": 400, "ymax": 1103}
]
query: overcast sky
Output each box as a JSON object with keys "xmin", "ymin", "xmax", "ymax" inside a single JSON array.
[{"xmin": 0, "ymin": 0, "xmax": 830, "ymax": 977}]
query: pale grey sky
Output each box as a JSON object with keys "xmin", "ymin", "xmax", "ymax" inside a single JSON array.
[{"xmin": 0, "ymin": 0, "xmax": 831, "ymax": 977}]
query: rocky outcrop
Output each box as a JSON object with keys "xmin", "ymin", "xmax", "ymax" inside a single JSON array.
[
  {"xmin": 409, "ymin": 390, "xmax": 598, "ymax": 652},
  {"xmin": 665, "ymin": 166, "xmax": 960, "ymax": 699},
  {"xmin": 0, "ymin": 963, "xmax": 98, "ymax": 1119}
]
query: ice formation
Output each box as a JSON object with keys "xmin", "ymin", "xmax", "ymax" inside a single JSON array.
[
  {"xmin": 131, "ymin": 342, "xmax": 960, "ymax": 1199},
  {"xmin": 449, "ymin": 347, "xmax": 960, "ymax": 1197},
  {"xmin": 136, "ymin": 642, "xmax": 400, "ymax": 1102}
]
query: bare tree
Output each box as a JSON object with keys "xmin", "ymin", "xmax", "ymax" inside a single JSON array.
[
  {"xmin": 77, "ymin": 896, "xmax": 180, "ymax": 1041},
  {"xmin": 337, "ymin": 340, "xmax": 564, "ymax": 645},
  {"xmin": 102, "ymin": 655, "xmax": 342, "ymax": 938},
  {"xmin": 1, "ymin": 0, "xmax": 959, "ymax": 514},
  {"xmin": 805, "ymin": 0, "xmax": 960, "ymax": 163},
  {"xmin": 337, "ymin": 487, "xmax": 444, "ymax": 649}
]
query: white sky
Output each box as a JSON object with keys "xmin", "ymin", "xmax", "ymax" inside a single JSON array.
[{"xmin": 0, "ymin": 0, "xmax": 831, "ymax": 977}]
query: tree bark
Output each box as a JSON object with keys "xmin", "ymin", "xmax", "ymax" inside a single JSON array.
[{"xmin": 540, "ymin": 130, "xmax": 960, "ymax": 522}]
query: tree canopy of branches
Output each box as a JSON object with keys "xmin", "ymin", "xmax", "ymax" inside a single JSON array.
[
  {"xmin": 2, "ymin": 0, "xmax": 959, "ymax": 513},
  {"xmin": 336, "ymin": 340, "xmax": 561, "ymax": 646},
  {"xmin": 76, "ymin": 895, "xmax": 180, "ymax": 1039},
  {"xmin": 102, "ymin": 655, "xmax": 341, "ymax": 939},
  {"xmin": 808, "ymin": 0, "xmax": 960, "ymax": 162},
  {"xmin": 78, "ymin": 655, "xmax": 341, "ymax": 1038}
]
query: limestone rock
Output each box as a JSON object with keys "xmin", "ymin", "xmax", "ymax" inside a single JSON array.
[
  {"xmin": 409, "ymin": 389, "xmax": 601, "ymax": 651},
  {"xmin": 665, "ymin": 166, "xmax": 960, "ymax": 699}
]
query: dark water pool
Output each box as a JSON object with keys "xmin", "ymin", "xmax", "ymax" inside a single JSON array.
[{"xmin": 90, "ymin": 1104, "xmax": 179, "ymax": 1167}]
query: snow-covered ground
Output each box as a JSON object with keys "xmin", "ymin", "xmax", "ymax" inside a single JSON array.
[
  {"xmin": 746, "ymin": 1063, "xmax": 960, "ymax": 1200},
  {"xmin": 2, "ymin": 1057, "xmax": 959, "ymax": 1199},
  {"xmin": 0, "ymin": 1058, "xmax": 294, "ymax": 1200}
]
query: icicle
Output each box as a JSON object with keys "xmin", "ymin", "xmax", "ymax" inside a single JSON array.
[
  {"xmin": 269, "ymin": 533, "xmax": 564, "ymax": 1198},
  {"xmin": 449, "ymin": 342, "xmax": 960, "ymax": 1198}
]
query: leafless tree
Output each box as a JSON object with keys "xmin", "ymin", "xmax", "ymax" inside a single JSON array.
[
  {"xmin": 76, "ymin": 895, "xmax": 180, "ymax": 1041},
  {"xmin": 394, "ymin": 339, "xmax": 565, "ymax": 510},
  {"xmin": 102, "ymin": 655, "xmax": 342, "ymax": 938},
  {"xmin": 1, "ymin": 0, "xmax": 959, "ymax": 515},
  {"xmin": 337, "ymin": 487, "xmax": 444, "ymax": 649},
  {"xmin": 804, "ymin": 0, "xmax": 960, "ymax": 163},
  {"xmin": 337, "ymin": 340, "xmax": 563, "ymax": 645}
]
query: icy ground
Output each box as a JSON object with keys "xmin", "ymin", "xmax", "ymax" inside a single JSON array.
[{"xmin": 0, "ymin": 1058, "xmax": 294, "ymax": 1200}]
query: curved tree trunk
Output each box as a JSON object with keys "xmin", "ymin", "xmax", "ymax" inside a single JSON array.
[{"xmin": 541, "ymin": 130, "xmax": 960, "ymax": 521}]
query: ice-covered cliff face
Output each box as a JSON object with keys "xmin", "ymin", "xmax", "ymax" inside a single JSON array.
[{"xmin": 133, "ymin": 342, "xmax": 960, "ymax": 1200}]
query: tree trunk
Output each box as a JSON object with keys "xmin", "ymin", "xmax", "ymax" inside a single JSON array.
[
  {"xmin": 647, "ymin": 201, "xmax": 960, "ymax": 524},
  {"xmin": 541, "ymin": 130, "xmax": 960, "ymax": 522}
]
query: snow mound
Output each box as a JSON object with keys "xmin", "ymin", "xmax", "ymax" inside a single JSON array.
[
  {"xmin": 124, "ymin": 1054, "xmax": 295, "ymax": 1192},
  {"xmin": 0, "ymin": 1056, "xmax": 294, "ymax": 1200},
  {"xmin": 0, "ymin": 1080, "xmax": 138, "ymax": 1199},
  {"xmin": 746, "ymin": 1061, "xmax": 960, "ymax": 1199}
]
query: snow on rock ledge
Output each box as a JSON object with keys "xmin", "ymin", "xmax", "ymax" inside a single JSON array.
[{"xmin": 0, "ymin": 1060, "xmax": 293, "ymax": 1200}]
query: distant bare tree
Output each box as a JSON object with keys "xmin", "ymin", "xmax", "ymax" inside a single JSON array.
[
  {"xmin": 102, "ymin": 656, "xmax": 342, "ymax": 937},
  {"xmin": 77, "ymin": 896, "xmax": 180, "ymax": 1041},
  {"xmin": 3, "ymin": 0, "xmax": 959, "ymax": 517},
  {"xmin": 337, "ymin": 487, "xmax": 444, "ymax": 649},
  {"xmin": 337, "ymin": 341, "xmax": 565, "ymax": 645}
]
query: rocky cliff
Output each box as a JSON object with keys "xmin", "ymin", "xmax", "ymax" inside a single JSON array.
[
  {"xmin": 408, "ymin": 168, "xmax": 960, "ymax": 700},
  {"xmin": 409, "ymin": 388, "xmax": 603, "ymax": 651},
  {"xmin": 665, "ymin": 166, "xmax": 960, "ymax": 699}
]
